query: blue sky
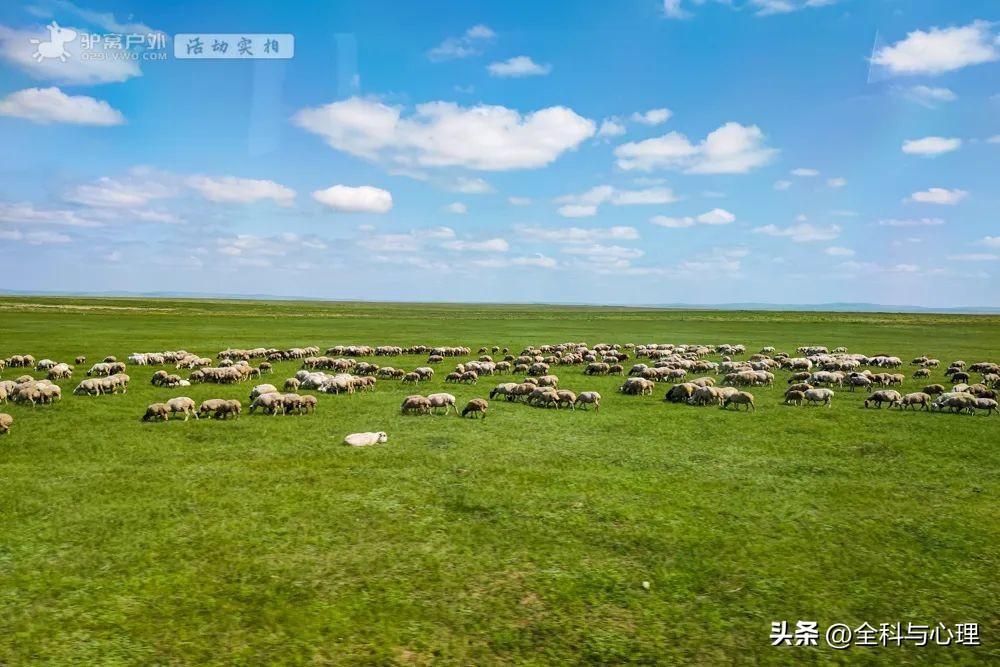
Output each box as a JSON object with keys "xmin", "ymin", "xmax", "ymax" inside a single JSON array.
[{"xmin": 0, "ymin": 0, "xmax": 997, "ymax": 306}]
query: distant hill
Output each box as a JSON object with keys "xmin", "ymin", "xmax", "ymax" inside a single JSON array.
[{"xmin": 0, "ymin": 290, "xmax": 997, "ymax": 314}]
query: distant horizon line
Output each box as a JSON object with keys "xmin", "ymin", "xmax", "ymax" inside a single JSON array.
[{"xmin": 1, "ymin": 289, "xmax": 998, "ymax": 315}]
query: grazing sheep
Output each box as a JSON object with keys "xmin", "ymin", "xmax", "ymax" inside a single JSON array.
[
  {"xmin": 283, "ymin": 378, "xmax": 301, "ymax": 391},
  {"xmin": 427, "ymin": 392, "xmax": 458, "ymax": 415},
  {"xmin": 527, "ymin": 386, "xmax": 559, "ymax": 408},
  {"xmin": 913, "ymin": 368, "xmax": 931, "ymax": 378},
  {"xmin": 974, "ymin": 398, "xmax": 998, "ymax": 415},
  {"xmin": 0, "ymin": 413, "xmax": 12, "ymax": 435},
  {"xmin": 783, "ymin": 390, "xmax": 805, "ymax": 406},
  {"xmin": 401, "ymin": 395, "xmax": 432, "ymax": 415},
  {"xmin": 250, "ymin": 392, "xmax": 284, "ymax": 415},
  {"xmin": 166, "ymin": 397, "xmax": 198, "ymax": 421},
  {"xmin": 489, "ymin": 382, "xmax": 519, "ymax": 401},
  {"xmin": 250, "ymin": 384, "xmax": 279, "ymax": 400},
  {"xmin": 897, "ymin": 392, "xmax": 931, "ymax": 411},
  {"xmin": 555, "ymin": 389, "xmax": 577, "ymax": 409},
  {"xmin": 922, "ymin": 384, "xmax": 946, "ymax": 396},
  {"xmin": 461, "ymin": 398, "xmax": 489, "ymax": 418},
  {"xmin": 689, "ymin": 386, "xmax": 722, "ymax": 406},
  {"xmin": 620, "ymin": 378, "xmax": 654, "ymax": 396},
  {"xmin": 402, "ymin": 372, "xmax": 421, "ymax": 384},
  {"xmin": 864, "ymin": 390, "xmax": 902, "ymax": 409},
  {"xmin": 73, "ymin": 379, "xmax": 103, "ymax": 396},
  {"xmin": 665, "ymin": 383, "xmax": 697, "ymax": 403},
  {"xmin": 575, "ymin": 391, "xmax": 601, "ymax": 411},
  {"xmin": 536, "ymin": 374, "xmax": 559, "ymax": 388},
  {"xmin": 804, "ymin": 388, "xmax": 834, "ymax": 407},
  {"xmin": 142, "ymin": 403, "xmax": 171, "ymax": 422},
  {"xmin": 344, "ymin": 431, "xmax": 388, "ymax": 447},
  {"xmin": 198, "ymin": 398, "xmax": 228, "ymax": 417},
  {"xmin": 722, "ymin": 391, "xmax": 756, "ymax": 411},
  {"xmin": 281, "ymin": 394, "xmax": 305, "ymax": 415},
  {"xmin": 74, "ymin": 355, "xmax": 86, "ymax": 365},
  {"xmin": 932, "ymin": 392, "xmax": 978, "ymax": 415}
]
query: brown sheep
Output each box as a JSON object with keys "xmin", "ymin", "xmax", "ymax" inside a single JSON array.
[
  {"xmin": 461, "ymin": 398, "xmax": 489, "ymax": 418},
  {"xmin": 784, "ymin": 390, "xmax": 805, "ymax": 406},
  {"xmin": 401, "ymin": 395, "xmax": 431, "ymax": 415},
  {"xmin": 897, "ymin": 392, "xmax": 931, "ymax": 411},
  {"xmin": 0, "ymin": 413, "xmax": 12, "ymax": 435},
  {"xmin": 142, "ymin": 403, "xmax": 171, "ymax": 422},
  {"xmin": 722, "ymin": 391, "xmax": 755, "ymax": 411}
]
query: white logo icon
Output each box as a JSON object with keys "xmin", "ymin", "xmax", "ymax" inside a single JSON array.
[{"xmin": 30, "ymin": 21, "xmax": 77, "ymax": 62}]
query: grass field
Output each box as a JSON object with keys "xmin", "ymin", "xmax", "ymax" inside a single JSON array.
[{"xmin": 1, "ymin": 296, "xmax": 998, "ymax": 665}]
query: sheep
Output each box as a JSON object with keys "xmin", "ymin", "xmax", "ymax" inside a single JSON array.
[
  {"xmin": 298, "ymin": 395, "xmax": 317, "ymax": 414},
  {"xmin": 73, "ymin": 379, "xmax": 103, "ymax": 396},
  {"xmin": 922, "ymin": 384, "xmax": 946, "ymax": 396},
  {"xmin": 281, "ymin": 393, "xmax": 305, "ymax": 415},
  {"xmin": 402, "ymin": 372, "xmax": 421, "ymax": 384},
  {"xmin": 620, "ymin": 378, "xmax": 654, "ymax": 396},
  {"xmin": 74, "ymin": 355, "xmax": 86, "ymax": 365},
  {"xmin": 527, "ymin": 387, "xmax": 559, "ymax": 408},
  {"xmin": 804, "ymin": 388, "xmax": 834, "ymax": 407},
  {"xmin": 864, "ymin": 390, "xmax": 902, "ymax": 409},
  {"xmin": 665, "ymin": 383, "xmax": 697, "ymax": 403},
  {"xmin": 536, "ymin": 374, "xmax": 559, "ymax": 388},
  {"xmin": 142, "ymin": 403, "xmax": 171, "ymax": 422},
  {"xmin": 0, "ymin": 413, "xmax": 12, "ymax": 435},
  {"xmin": 250, "ymin": 392, "xmax": 284, "ymax": 415},
  {"xmin": 489, "ymin": 382, "xmax": 518, "ymax": 401},
  {"xmin": 897, "ymin": 392, "xmax": 931, "ymax": 411},
  {"xmin": 461, "ymin": 398, "xmax": 489, "ymax": 418},
  {"xmin": 555, "ymin": 389, "xmax": 577, "ymax": 409},
  {"xmin": 283, "ymin": 378, "xmax": 301, "ymax": 391},
  {"xmin": 689, "ymin": 386, "xmax": 722, "ymax": 406},
  {"xmin": 198, "ymin": 398, "xmax": 228, "ymax": 418},
  {"xmin": 722, "ymin": 391, "xmax": 755, "ymax": 411},
  {"xmin": 401, "ymin": 395, "xmax": 432, "ymax": 415},
  {"xmin": 932, "ymin": 392, "xmax": 978, "ymax": 415},
  {"xmin": 575, "ymin": 391, "xmax": 601, "ymax": 411},
  {"xmin": 250, "ymin": 384, "xmax": 279, "ymax": 400},
  {"xmin": 459, "ymin": 370, "xmax": 479, "ymax": 384},
  {"xmin": 974, "ymin": 398, "xmax": 998, "ymax": 415},
  {"xmin": 344, "ymin": 431, "xmax": 388, "ymax": 447},
  {"xmin": 784, "ymin": 390, "xmax": 805, "ymax": 406},
  {"xmin": 913, "ymin": 368, "xmax": 931, "ymax": 378},
  {"xmin": 427, "ymin": 393, "xmax": 457, "ymax": 415},
  {"xmin": 166, "ymin": 397, "xmax": 198, "ymax": 421}
]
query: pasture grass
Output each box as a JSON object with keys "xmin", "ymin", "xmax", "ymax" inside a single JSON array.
[{"xmin": 0, "ymin": 297, "xmax": 998, "ymax": 664}]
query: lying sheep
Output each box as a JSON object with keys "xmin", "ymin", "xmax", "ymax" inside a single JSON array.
[
  {"xmin": 461, "ymin": 398, "xmax": 489, "ymax": 418},
  {"xmin": 344, "ymin": 431, "xmax": 388, "ymax": 447},
  {"xmin": 0, "ymin": 413, "xmax": 12, "ymax": 435},
  {"xmin": 804, "ymin": 388, "xmax": 834, "ymax": 407},
  {"xmin": 575, "ymin": 391, "xmax": 601, "ymax": 411},
  {"xmin": 722, "ymin": 391, "xmax": 755, "ymax": 411}
]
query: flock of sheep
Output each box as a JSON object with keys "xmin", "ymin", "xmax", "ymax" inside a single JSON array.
[{"xmin": 1, "ymin": 342, "xmax": 997, "ymax": 438}]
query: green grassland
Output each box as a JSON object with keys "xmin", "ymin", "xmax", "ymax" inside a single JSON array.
[{"xmin": 1, "ymin": 297, "xmax": 998, "ymax": 665}]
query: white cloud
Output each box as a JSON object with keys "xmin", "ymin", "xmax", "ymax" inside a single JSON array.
[
  {"xmin": 487, "ymin": 55, "xmax": 551, "ymax": 77},
  {"xmin": 428, "ymin": 24, "xmax": 495, "ymax": 61},
  {"xmin": 312, "ymin": 185, "xmax": 392, "ymax": 213},
  {"xmin": 64, "ymin": 174, "xmax": 174, "ymax": 208},
  {"xmin": 443, "ymin": 238, "xmax": 510, "ymax": 252},
  {"xmin": 358, "ymin": 226, "xmax": 455, "ymax": 253},
  {"xmin": 0, "ymin": 201, "xmax": 100, "ymax": 227},
  {"xmin": 444, "ymin": 202, "xmax": 467, "ymax": 214},
  {"xmin": 0, "ymin": 86, "xmax": 123, "ymax": 125},
  {"xmin": 901, "ymin": 136, "xmax": 961, "ymax": 156},
  {"xmin": 872, "ymin": 20, "xmax": 999, "ymax": 76},
  {"xmin": 650, "ymin": 208, "xmax": 736, "ymax": 228},
  {"xmin": 511, "ymin": 254, "xmax": 557, "ymax": 269},
  {"xmin": 507, "ymin": 196, "xmax": 532, "ymax": 206},
  {"xmin": 614, "ymin": 122, "xmax": 777, "ymax": 173},
  {"xmin": 662, "ymin": 0, "xmax": 691, "ymax": 19},
  {"xmin": 907, "ymin": 187, "xmax": 968, "ymax": 205},
  {"xmin": 596, "ymin": 118, "xmax": 626, "ymax": 139},
  {"xmin": 901, "ymin": 85, "xmax": 957, "ymax": 107},
  {"xmin": 557, "ymin": 204, "xmax": 597, "ymax": 218},
  {"xmin": 753, "ymin": 222, "xmax": 842, "ymax": 242},
  {"xmin": 988, "ymin": 135, "xmax": 1000, "ymax": 144},
  {"xmin": 630, "ymin": 108, "xmax": 672, "ymax": 126},
  {"xmin": 188, "ymin": 176, "xmax": 296, "ymax": 206},
  {"xmin": 773, "ymin": 180, "xmax": 792, "ymax": 191},
  {"xmin": 877, "ymin": 217, "xmax": 945, "ymax": 227},
  {"xmin": 555, "ymin": 185, "xmax": 678, "ymax": 216},
  {"xmin": 825, "ymin": 246, "xmax": 855, "ymax": 256},
  {"xmin": 449, "ymin": 177, "xmax": 494, "ymax": 194},
  {"xmin": 946, "ymin": 253, "xmax": 997, "ymax": 261},
  {"xmin": 791, "ymin": 167, "xmax": 820, "ymax": 177},
  {"xmin": 980, "ymin": 236, "xmax": 1000, "ymax": 248},
  {"xmin": 0, "ymin": 24, "xmax": 141, "ymax": 84},
  {"xmin": 562, "ymin": 244, "xmax": 644, "ymax": 260},
  {"xmin": 0, "ymin": 228, "xmax": 71, "ymax": 244},
  {"xmin": 293, "ymin": 97, "xmax": 595, "ymax": 171},
  {"xmin": 826, "ymin": 177, "xmax": 847, "ymax": 188},
  {"xmin": 517, "ymin": 224, "xmax": 639, "ymax": 245}
]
